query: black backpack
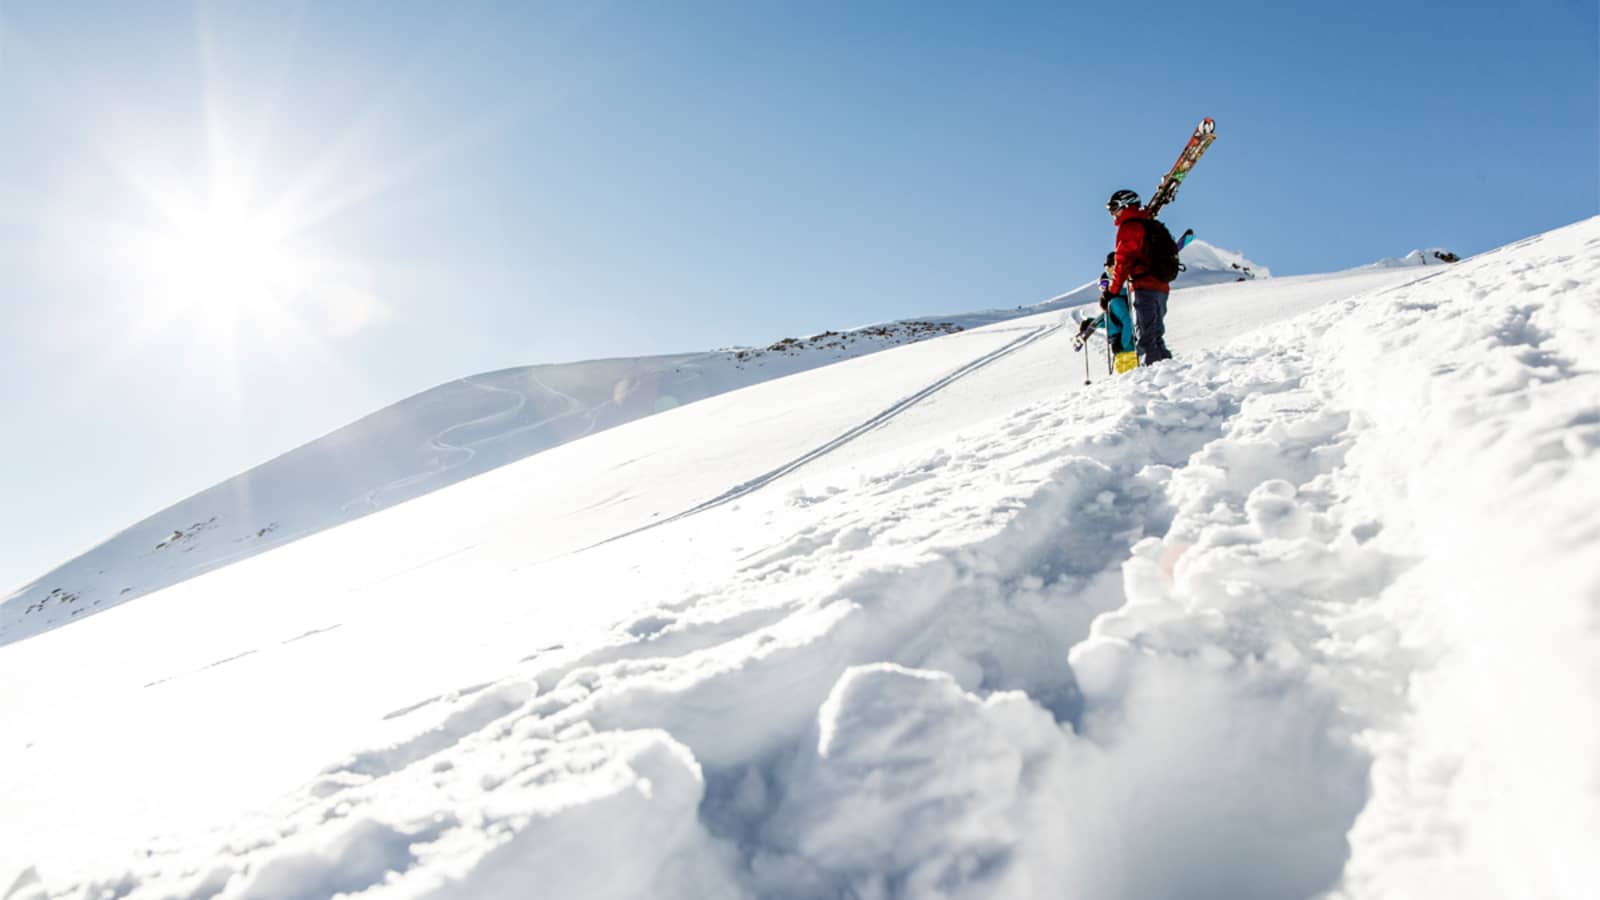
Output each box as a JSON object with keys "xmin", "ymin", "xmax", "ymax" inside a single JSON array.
[{"xmin": 1136, "ymin": 218, "xmax": 1183, "ymax": 283}]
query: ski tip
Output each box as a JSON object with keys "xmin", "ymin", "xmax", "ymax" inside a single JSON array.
[{"xmin": 1199, "ymin": 117, "xmax": 1216, "ymax": 134}]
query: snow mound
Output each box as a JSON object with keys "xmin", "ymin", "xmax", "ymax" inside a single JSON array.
[
  {"xmin": 1366, "ymin": 247, "xmax": 1462, "ymax": 267},
  {"xmin": 1173, "ymin": 237, "xmax": 1271, "ymax": 285}
]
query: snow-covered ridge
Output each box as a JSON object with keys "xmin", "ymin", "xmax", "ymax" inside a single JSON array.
[{"xmin": 0, "ymin": 236, "xmax": 1358, "ymax": 646}]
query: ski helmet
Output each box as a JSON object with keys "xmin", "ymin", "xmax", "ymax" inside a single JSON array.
[{"xmin": 1106, "ymin": 189, "xmax": 1140, "ymax": 213}]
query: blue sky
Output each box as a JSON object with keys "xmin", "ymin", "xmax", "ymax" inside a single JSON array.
[{"xmin": 1, "ymin": 0, "xmax": 1596, "ymax": 592}]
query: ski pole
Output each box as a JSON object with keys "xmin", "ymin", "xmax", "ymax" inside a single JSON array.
[{"xmin": 1083, "ymin": 342, "xmax": 1091, "ymax": 385}]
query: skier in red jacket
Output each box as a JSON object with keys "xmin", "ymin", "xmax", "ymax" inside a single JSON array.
[{"xmin": 1102, "ymin": 189, "xmax": 1173, "ymax": 364}]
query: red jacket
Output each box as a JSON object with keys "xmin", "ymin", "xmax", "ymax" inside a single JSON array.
[{"xmin": 1108, "ymin": 207, "xmax": 1172, "ymax": 293}]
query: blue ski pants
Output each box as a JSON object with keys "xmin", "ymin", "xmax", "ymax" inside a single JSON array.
[{"xmin": 1131, "ymin": 289, "xmax": 1172, "ymax": 364}]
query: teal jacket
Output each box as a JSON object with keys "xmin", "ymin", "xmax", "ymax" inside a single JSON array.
[{"xmin": 1095, "ymin": 270, "xmax": 1136, "ymax": 354}]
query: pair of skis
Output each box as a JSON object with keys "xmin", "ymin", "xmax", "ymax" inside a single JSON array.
[{"xmin": 1147, "ymin": 117, "xmax": 1216, "ymax": 218}]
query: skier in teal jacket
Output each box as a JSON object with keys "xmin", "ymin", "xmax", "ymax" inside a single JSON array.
[{"xmin": 1076, "ymin": 252, "xmax": 1136, "ymax": 356}]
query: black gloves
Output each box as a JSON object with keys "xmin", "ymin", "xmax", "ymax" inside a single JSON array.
[{"xmin": 1098, "ymin": 289, "xmax": 1113, "ymax": 310}]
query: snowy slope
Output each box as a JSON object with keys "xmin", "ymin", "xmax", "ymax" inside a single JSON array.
[
  {"xmin": 5, "ymin": 220, "xmax": 1594, "ymax": 900},
  {"xmin": 1, "ymin": 238, "xmax": 1259, "ymax": 646}
]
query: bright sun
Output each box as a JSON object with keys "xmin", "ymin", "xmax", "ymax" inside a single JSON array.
[
  {"xmin": 132, "ymin": 195, "xmax": 299, "ymax": 335},
  {"xmin": 87, "ymin": 148, "xmax": 390, "ymax": 413},
  {"xmin": 112, "ymin": 168, "xmax": 385, "ymax": 359}
]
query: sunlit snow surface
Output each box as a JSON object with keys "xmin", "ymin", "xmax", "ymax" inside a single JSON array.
[
  {"xmin": 0, "ymin": 239, "xmax": 1263, "ymax": 647},
  {"xmin": 3, "ymin": 222, "xmax": 1597, "ymax": 899}
]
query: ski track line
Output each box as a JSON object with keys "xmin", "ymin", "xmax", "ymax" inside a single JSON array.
[
  {"xmin": 361, "ymin": 378, "xmax": 529, "ymax": 506},
  {"xmin": 340, "ymin": 376, "xmax": 551, "ymax": 515},
  {"xmin": 492, "ymin": 371, "xmax": 603, "ymax": 445},
  {"xmin": 433, "ymin": 377, "xmax": 530, "ymax": 463},
  {"xmin": 581, "ymin": 322, "xmax": 1064, "ymax": 552},
  {"xmin": 524, "ymin": 372, "xmax": 585, "ymax": 418}
]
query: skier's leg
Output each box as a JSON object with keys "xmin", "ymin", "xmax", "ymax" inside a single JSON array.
[
  {"xmin": 1131, "ymin": 289, "xmax": 1172, "ymax": 364},
  {"xmin": 1109, "ymin": 297, "xmax": 1133, "ymax": 352}
]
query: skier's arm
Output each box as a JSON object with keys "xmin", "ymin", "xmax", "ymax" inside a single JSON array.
[{"xmin": 1108, "ymin": 220, "xmax": 1142, "ymax": 292}]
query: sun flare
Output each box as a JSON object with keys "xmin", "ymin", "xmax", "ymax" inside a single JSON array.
[
  {"xmin": 111, "ymin": 168, "xmax": 383, "ymax": 360},
  {"xmin": 142, "ymin": 198, "xmax": 295, "ymax": 321}
]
